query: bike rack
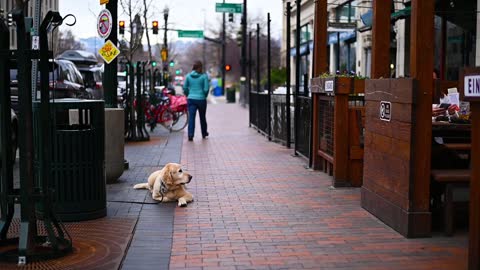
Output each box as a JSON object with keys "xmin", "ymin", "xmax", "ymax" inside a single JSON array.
[
  {"xmin": 0, "ymin": 9, "xmax": 72, "ymax": 265},
  {"xmin": 125, "ymin": 62, "xmax": 149, "ymax": 141}
]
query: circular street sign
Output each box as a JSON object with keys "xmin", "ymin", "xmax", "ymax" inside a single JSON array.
[{"xmin": 97, "ymin": 9, "xmax": 112, "ymax": 39}]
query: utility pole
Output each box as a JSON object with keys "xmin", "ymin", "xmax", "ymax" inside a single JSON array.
[
  {"xmin": 221, "ymin": 0, "xmax": 226, "ymax": 95},
  {"xmin": 104, "ymin": 0, "xmax": 118, "ymax": 108}
]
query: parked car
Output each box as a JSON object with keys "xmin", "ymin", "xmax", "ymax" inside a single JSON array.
[
  {"xmin": 58, "ymin": 50, "xmax": 101, "ymax": 99},
  {"xmin": 0, "ymin": 109, "xmax": 18, "ymax": 165},
  {"xmin": 117, "ymin": 71, "xmax": 129, "ymax": 104},
  {"xmin": 78, "ymin": 65, "xmax": 104, "ymax": 99},
  {"xmin": 10, "ymin": 59, "xmax": 92, "ymax": 112}
]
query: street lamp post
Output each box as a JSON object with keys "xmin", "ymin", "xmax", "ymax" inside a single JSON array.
[{"xmin": 163, "ymin": 6, "xmax": 169, "ymax": 84}]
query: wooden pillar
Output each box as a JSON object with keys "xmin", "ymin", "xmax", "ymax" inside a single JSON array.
[
  {"xmin": 371, "ymin": 0, "xmax": 391, "ymax": 78},
  {"xmin": 410, "ymin": 0, "xmax": 434, "ymax": 233},
  {"xmin": 313, "ymin": 0, "xmax": 328, "ymax": 76},
  {"xmin": 311, "ymin": 0, "xmax": 327, "ymax": 170},
  {"xmin": 461, "ymin": 68, "xmax": 480, "ymax": 269},
  {"xmin": 470, "ymin": 102, "xmax": 480, "ymax": 269},
  {"xmin": 362, "ymin": 0, "xmax": 434, "ymax": 238}
]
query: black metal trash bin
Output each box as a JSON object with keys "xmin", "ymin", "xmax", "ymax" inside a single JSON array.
[
  {"xmin": 226, "ymin": 87, "xmax": 236, "ymax": 103},
  {"xmin": 34, "ymin": 99, "xmax": 106, "ymax": 221}
]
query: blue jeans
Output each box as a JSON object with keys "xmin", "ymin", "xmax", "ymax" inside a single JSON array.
[{"xmin": 187, "ymin": 99, "xmax": 208, "ymax": 138}]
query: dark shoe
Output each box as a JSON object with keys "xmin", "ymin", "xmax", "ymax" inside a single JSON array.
[
  {"xmin": 188, "ymin": 137, "xmax": 193, "ymax": 141},
  {"xmin": 202, "ymin": 132, "xmax": 209, "ymax": 139}
]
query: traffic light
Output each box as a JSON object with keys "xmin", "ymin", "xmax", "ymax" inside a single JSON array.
[
  {"xmin": 152, "ymin": 21, "xmax": 159, "ymax": 35},
  {"xmin": 169, "ymin": 61, "xmax": 175, "ymax": 67},
  {"xmin": 228, "ymin": 13, "xmax": 234, "ymax": 22},
  {"xmin": 151, "ymin": 61, "xmax": 157, "ymax": 67},
  {"xmin": 236, "ymin": 28, "xmax": 242, "ymax": 47},
  {"xmin": 119, "ymin": 20, "xmax": 125, "ymax": 35},
  {"xmin": 175, "ymin": 69, "xmax": 180, "ymax": 75},
  {"xmin": 225, "ymin": 64, "xmax": 232, "ymax": 72}
]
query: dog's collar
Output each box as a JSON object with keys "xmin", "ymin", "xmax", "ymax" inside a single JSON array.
[{"xmin": 160, "ymin": 180, "xmax": 168, "ymax": 195}]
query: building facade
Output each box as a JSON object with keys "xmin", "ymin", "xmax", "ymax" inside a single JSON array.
[
  {"xmin": 283, "ymin": 0, "xmax": 480, "ymax": 83},
  {"xmin": 282, "ymin": 0, "xmax": 374, "ymax": 87},
  {"xmin": 0, "ymin": 0, "xmax": 59, "ymax": 49}
]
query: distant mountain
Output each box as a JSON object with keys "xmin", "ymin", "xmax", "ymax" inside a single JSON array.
[
  {"xmin": 79, "ymin": 37, "xmax": 104, "ymax": 54},
  {"xmin": 79, "ymin": 37, "xmax": 197, "ymax": 55}
]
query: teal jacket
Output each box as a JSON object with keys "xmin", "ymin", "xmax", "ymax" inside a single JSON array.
[{"xmin": 183, "ymin": 71, "xmax": 209, "ymax": 100}]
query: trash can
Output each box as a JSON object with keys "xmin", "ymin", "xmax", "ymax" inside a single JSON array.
[
  {"xmin": 34, "ymin": 99, "xmax": 106, "ymax": 221},
  {"xmin": 226, "ymin": 87, "xmax": 236, "ymax": 103},
  {"xmin": 213, "ymin": 86, "xmax": 224, "ymax": 96}
]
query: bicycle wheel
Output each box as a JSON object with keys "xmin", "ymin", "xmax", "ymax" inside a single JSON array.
[
  {"xmin": 170, "ymin": 108, "xmax": 189, "ymax": 132},
  {"xmin": 158, "ymin": 108, "xmax": 174, "ymax": 131}
]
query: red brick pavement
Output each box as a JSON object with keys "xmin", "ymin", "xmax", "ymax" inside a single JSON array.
[{"xmin": 171, "ymin": 103, "xmax": 467, "ymax": 270}]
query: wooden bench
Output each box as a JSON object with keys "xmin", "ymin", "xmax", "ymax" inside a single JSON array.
[{"xmin": 431, "ymin": 169, "xmax": 470, "ymax": 236}]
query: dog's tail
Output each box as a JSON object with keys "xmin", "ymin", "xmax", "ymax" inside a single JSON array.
[{"xmin": 133, "ymin": 183, "xmax": 150, "ymax": 190}]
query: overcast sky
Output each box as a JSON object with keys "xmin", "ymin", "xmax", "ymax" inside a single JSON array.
[{"xmin": 59, "ymin": 0, "xmax": 283, "ymax": 41}]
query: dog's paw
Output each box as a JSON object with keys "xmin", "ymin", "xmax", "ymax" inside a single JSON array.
[
  {"xmin": 178, "ymin": 198, "xmax": 187, "ymax": 207},
  {"xmin": 178, "ymin": 201, "xmax": 187, "ymax": 207}
]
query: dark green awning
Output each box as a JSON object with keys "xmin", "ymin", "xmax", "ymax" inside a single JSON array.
[
  {"xmin": 360, "ymin": 6, "xmax": 411, "ymax": 28},
  {"xmin": 391, "ymin": 6, "xmax": 411, "ymax": 21}
]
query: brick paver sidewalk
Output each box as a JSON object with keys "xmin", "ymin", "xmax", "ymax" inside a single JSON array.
[{"xmin": 170, "ymin": 103, "xmax": 467, "ymax": 270}]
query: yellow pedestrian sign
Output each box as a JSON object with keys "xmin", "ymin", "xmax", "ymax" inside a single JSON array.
[{"xmin": 99, "ymin": 40, "xmax": 120, "ymax": 64}]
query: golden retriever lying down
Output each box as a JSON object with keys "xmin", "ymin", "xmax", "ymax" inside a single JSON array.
[{"xmin": 134, "ymin": 163, "xmax": 193, "ymax": 207}]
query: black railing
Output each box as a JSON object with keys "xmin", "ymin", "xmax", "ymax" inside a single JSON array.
[
  {"xmin": 250, "ymin": 92, "xmax": 270, "ymax": 135},
  {"xmin": 295, "ymin": 95, "xmax": 311, "ymax": 159},
  {"xmin": 270, "ymin": 94, "xmax": 291, "ymax": 144},
  {"xmin": 249, "ymin": 91, "xmax": 258, "ymax": 128}
]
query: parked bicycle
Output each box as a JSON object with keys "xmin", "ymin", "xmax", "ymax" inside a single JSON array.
[{"xmin": 135, "ymin": 87, "xmax": 188, "ymax": 132}]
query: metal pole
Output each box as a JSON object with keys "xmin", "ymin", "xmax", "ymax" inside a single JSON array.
[
  {"xmin": 256, "ymin": 24, "xmax": 260, "ymax": 93},
  {"xmin": 248, "ymin": 31, "xmax": 252, "ymax": 127},
  {"xmin": 240, "ymin": 0, "xmax": 247, "ymax": 106},
  {"xmin": 286, "ymin": 2, "xmax": 291, "ymax": 148},
  {"xmin": 267, "ymin": 13, "xmax": 271, "ymax": 141},
  {"xmin": 31, "ymin": 0, "xmax": 42, "ymax": 100},
  {"xmin": 294, "ymin": 0, "xmax": 301, "ymax": 155},
  {"xmin": 163, "ymin": 7, "xmax": 169, "ymax": 84},
  {"xmin": 256, "ymin": 24, "xmax": 260, "ymax": 130},
  {"xmin": 104, "ymin": 0, "xmax": 118, "ymax": 108},
  {"xmin": 203, "ymin": 9, "xmax": 207, "ymax": 70},
  {"xmin": 0, "ymin": 9, "xmax": 14, "ymax": 241},
  {"xmin": 222, "ymin": 0, "xmax": 226, "ymax": 96}
]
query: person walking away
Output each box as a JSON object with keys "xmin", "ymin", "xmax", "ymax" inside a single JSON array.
[{"xmin": 183, "ymin": 61, "xmax": 209, "ymax": 141}]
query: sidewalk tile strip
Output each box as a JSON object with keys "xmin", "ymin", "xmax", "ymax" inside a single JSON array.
[{"xmin": 170, "ymin": 103, "xmax": 467, "ymax": 270}]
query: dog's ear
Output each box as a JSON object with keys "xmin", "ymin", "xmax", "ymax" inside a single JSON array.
[{"xmin": 160, "ymin": 165, "xmax": 174, "ymax": 185}]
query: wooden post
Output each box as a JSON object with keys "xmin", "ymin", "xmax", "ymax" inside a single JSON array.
[
  {"xmin": 313, "ymin": 0, "xmax": 328, "ymax": 76},
  {"xmin": 311, "ymin": 0, "xmax": 327, "ymax": 170},
  {"xmin": 470, "ymin": 103, "xmax": 480, "ymax": 269},
  {"xmin": 461, "ymin": 68, "xmax": 480, "ymax": 270},
  {"xmin": 410, "ymin": 0, "xmax": 434, "ymax": 226},
  {"xmin": 371, "ymin": 0, "xmax": 391, "ymax": 78}
]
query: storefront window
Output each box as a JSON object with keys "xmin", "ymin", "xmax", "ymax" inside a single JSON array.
[
  {"xmin": 336, "ymin": 1, "xmax": 356, "ymax": 23},
  {"xmin": 339, "ymin": 41, "xmax": 356, "ymax": 73},
  {"xmin": 301, "ymin": 24, "xmax": 311, "ymax": 44}
]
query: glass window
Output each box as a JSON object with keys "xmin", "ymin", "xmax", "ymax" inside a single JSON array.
[
  {"xmin": 336, "ymin": 1, "xmax": 356, "ymax": 23},
  {"xmin": 300, "ymin": 23, "xmax": 311, "ymax": 44}
]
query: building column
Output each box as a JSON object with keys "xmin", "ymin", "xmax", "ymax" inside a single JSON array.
[
  {"xmin": 371, "ymin": 0, "xmax": 391, "ymax": 78},
  {"xmin": 395, "ymin": 20, "xmax": 406, "ymax": 77},
  {"xmin": 476, "ymin": 0, "xmax": 480, "ymax": 65}
]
